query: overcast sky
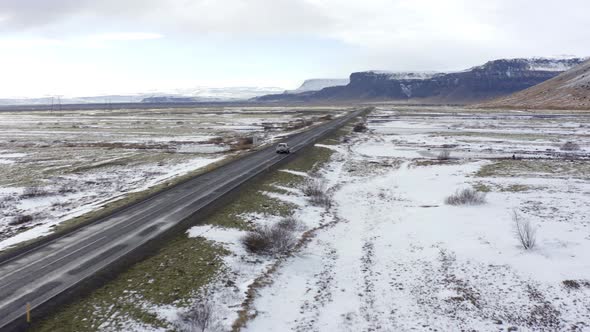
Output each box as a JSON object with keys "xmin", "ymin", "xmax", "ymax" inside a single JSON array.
[{"xmin": 0, "ymin": 0, "xmax": 589, "ymax": 97}]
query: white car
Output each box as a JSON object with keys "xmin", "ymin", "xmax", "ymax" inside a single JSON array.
[{"xmin": 276, "ymin": 143, "xmax": 291, "ymax": 154}]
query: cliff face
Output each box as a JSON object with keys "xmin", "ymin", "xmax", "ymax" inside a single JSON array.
[
  {"xmin": 477, "ymin": 59, "xmax": 590, "ymax": 110},
  {"xmin": 256, "ymin": 58, "xmax": 586, "ymax": 104}
]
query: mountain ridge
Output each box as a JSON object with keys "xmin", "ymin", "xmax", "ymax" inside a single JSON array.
[
  {"xmin": 255, "ymin": 57, "xmax": 587, "ymax": 104},
  {"xmin": 476, "ymin": 59, "xmax": 590, "ymax": 110}
]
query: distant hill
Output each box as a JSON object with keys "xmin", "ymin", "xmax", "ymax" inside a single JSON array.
[
  {"xmin": 0, "ymin": 87, "xmax": 284, "ymax": 106},
  {"xmin": 255, "ymin": 57, "xmax": 587, "ymax": 104},
  {"xmin": 476, "ymin": 59, "xmax": 590, "ymax": 110}
]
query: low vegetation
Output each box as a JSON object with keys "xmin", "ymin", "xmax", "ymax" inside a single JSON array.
[
  {"xmin": 513, "ymin": 210, "xmax": 537, "ymax": 250},
  {"xmin": 241, "ymin": 220, "xmax": 298, "ymax": 256},
  {"xmin": 302, "ymin": 178, "xmax": 333, "ymax": 208},
  {"xmin": 230, "ymin": 137, "xmax": 254, "ymax": 151},
  {"xmin": 353, "ymin": 122, "xmax": 368, "ymax": 132},
  {"xmin": 437, "ymin": 149, "xmax": 452, "ymax": 160},
  {"xmin": 444, "ymin": 188, "xmax": 487, "ymax": 205},
  {"xmin": 276, "ymin": 216, "xmax": 304, "ymax": 232},
  {"xmin": 301, "ymin": 178, "xmax": 327, "ymax": 197},
  {"xmin": 0, "ymin": 195, "xmax": 16, "ymax": 209},
  {"xmin": 560, "ymin": 141, "xmax": 580, "ymax": 151},
  {"xmin": 20, "ymin": 186, "xmax": 51, "ymax": 199},
  {"xmin": 9, "ymin": 214, "xmax": 33, "ymax": 226},
  {"xmin": 33, "ymin": 236, "xmax": 228, "ymax": 332},
  {"xmin": 562, "ymin": 279, "xmax": 590, "ymax": 290},
  {"xmin": 175, "ymin": 301, "xmax": 215, "ymax": 332},
  {"xmin": 475, "ymin": 160, "xmax": 590, "ymax": 179}
]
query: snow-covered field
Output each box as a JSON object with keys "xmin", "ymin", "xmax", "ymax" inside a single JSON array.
[
  {"xmin": 0, "ymin": 107, "xmax": 341, "ymax": 251},
  {"xmin": 170, "ymin": 108, "xmax": 590, "ymax": 331}
]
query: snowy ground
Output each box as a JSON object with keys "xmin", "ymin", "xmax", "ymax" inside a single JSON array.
[
  {"xmin": 170, "ymin": 108, "xmax": 590, "ymax": 331},
  {"xmin": 0, "ymin": 106, "xmax": 342, "ymax": 250}
]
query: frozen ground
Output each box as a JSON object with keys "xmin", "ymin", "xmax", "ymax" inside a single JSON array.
[
  {"xmin": 164, "ymin": 107, "xmax": 589, "ymax": 331},
  {"xmin": 0, "ymin": 106, "xmax": 342, "ymax": 250}
]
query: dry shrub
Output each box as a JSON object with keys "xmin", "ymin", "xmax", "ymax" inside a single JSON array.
[
  {"xmin": 21, "ymin": 186, "xmax": 51, "ymax": 199},
  {"xmin": 353, "ymin": 122, "xmax": 368, "ymax": 132},
  {"xmin": 242, "ymin": 223, "xmax": 297, "ymax": 256},
  {"xmin": 176, "ymin": 302, "xmax": 213, "ymax": 332},
  {"xmin": 562, "ymin": 280, "xmax": 581, "ymax": 289},
  {"xmin": 445, "ymin": 188, "xmax": 486, "ymax": 205},
  {"xmin": 302, "ymin": 178, "xmax": 333, "ymax": 208},
  {"xmin": 302, "ymin": 179, "xmax": 326, "ymax": 197},
  {"xmin": 276, "ymin": 216, "xmax": 304, "ymax": 232},
  {"xmin": 513, "ymin": 211, "xmax": 536, "ymax": 250},
  {"xmin": 207, "ymin": 137, "xmax": 224, "ymax": 144},
  {"xmin": 58, "ymin": 184, "xmax": 77, "ymax": 194},
  {"xmin": 560, "ymin": 141, "xmax": 580, "ymax": 151},
  {"xmin": 0, "ymin": 195, "xmax": 16, "ymax": 209},
  {"xmin": 9, "ymin": 214, "xmax": 33, "ymax": 225},
  {"xmin": 309, "ymin": 193, "xmax": 333, "ymax": 208},
  {"xmin": 437, "ymin": 149, "xmax": 452, "ymax": 160},
  {"xmin": 287, "ymin": 119, "xmax": 313, "ymax": 130},
  {"xmin": 231, "ymin": 137, "xmax": 254, "ymax": 151}
]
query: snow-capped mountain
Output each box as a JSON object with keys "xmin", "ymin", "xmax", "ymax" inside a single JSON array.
[
  {"xmin": 363, "ymin": 71, "xmax": 441, "ymax": 80},
  {"xmin": 285, "ymin": 79, "xmax": 350, "ymax": 94},
  {"xmin": 257, "ymin": 57, "xmax": 587, "ymax": 103}
]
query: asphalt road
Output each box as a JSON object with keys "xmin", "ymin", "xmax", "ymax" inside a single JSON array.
[{"xmin": 0, "ymin": 109, "xmax": 362, "ymax": 330}]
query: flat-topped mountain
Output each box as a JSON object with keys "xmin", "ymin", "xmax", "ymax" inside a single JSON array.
[{"xmin": 256, "ymin": 57, "xmax": 587, "ymax": 104}]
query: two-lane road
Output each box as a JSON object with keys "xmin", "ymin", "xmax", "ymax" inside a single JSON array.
[{"xmin": 0, "ymin": 109, "xmax": 363, "ymax": 330}]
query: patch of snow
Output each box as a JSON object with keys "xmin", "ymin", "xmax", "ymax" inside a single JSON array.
[
  {"xmin": 279, "ymin": 169, "xmax": 309, "ymax": 177},
  {"xmin": 365, "ymin": 71, "xmax": 441, "ymax": 80}
]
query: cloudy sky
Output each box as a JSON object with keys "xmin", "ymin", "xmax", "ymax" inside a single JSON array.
[{"xmin": 0, "ymin": 0, "xmax": 589, "ymax": 97}]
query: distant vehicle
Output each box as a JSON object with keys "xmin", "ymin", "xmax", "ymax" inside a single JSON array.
[{"xmin": 276, "ymin": 143, "xmax": 291, "ymax": 154}]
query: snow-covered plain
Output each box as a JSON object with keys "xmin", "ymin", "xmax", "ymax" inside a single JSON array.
[
  {"xmin": 0, "ymin": 107, "xmax": 340, "ymax": 251},
  {"xmin": 170, "ymin": 108, "xmax": 590, "ymax": 331}
]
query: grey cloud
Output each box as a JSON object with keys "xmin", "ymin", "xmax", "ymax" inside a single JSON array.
[{"xmin": 0, "ymin": 0, "xmax": 159, "ymax": 31}]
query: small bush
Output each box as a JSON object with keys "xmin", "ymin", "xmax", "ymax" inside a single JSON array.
[
  {"xmin": 560, "ymin": 141, "xmax": 580, "ymax": 151},
  {"xmin": 58, "ymin": 184, "xmax": 77, "ymax": 194},
  {"xmin": 176, "ymin": 302, "xmax": 213, "ymax": 332},
  {"xmin": 302, "ymin": 179, "xmax": 327, "ymax": 197},
  {"xmin": 21, "ymin": 186, "xmax": 50, "ymax": 199},
  {"xmin": 0, "ymin": 195, "xmax": 16, "ymax": 209},
  {"xmin": 513, "ymin": 211, "xmax": 536, "ymax": 250},
  {"xmin": 302, "ymin": 178, "xmax": 333, "ymax": 208},
  {"xmin": 9, "ymin": 214, "xmax": 33, "ymax": 226},
  {"xmin": 445, "ymin": 188, "xmax": 486, "ymax": 205},
  {"xmin": 353, "ymin": 122, "xmax": 368, "ymax": 133},
  {"xmin": 231, "ymin": 137, "xmax": 254, "ymax": 151},
  {"xmin": 276, "ymin": 216, "xmax": 304, "ymax": 232},
  {"xmin": 437, "ymin": 149, "xmax": 452, "ymax": 160},
  {"xmin": 309, "ymin": 193, "xmax": 333, "ymax": 208},
  {"xmin": 208, "ymin": 137, "xmax": 224, "ymax": 144},
  {"xmin": 562, "ymin": 280, "xmax": 580, "ymax": 289},
  {"xmin": 242, "ymin": 224, "xmax": 297, "ymax": 256}
]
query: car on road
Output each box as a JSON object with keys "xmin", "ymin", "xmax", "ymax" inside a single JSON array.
[{"xmin": 276, "ymin": 143, "xmax": 291, "ymax": 154}]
